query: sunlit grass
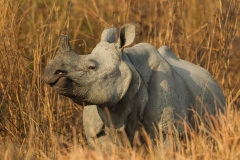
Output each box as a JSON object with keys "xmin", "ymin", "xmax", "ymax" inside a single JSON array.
[{"xmin": 0, "ymin": 0, "xmax": 239, "ymax": 159}]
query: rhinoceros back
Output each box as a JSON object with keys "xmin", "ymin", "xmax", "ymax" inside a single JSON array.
[{"xmin": 158, "ymin": 46, "xmax": 225, "ymax": 114}]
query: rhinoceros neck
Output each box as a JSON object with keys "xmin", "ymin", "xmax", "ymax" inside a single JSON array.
[{"xmin": 123, "ymin": 43, "xmax": 171, "ymax": 85}]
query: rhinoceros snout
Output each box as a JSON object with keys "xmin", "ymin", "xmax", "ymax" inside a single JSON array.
[{"xmin": 43, "ymin": 68, "xmax": 68, "ymax": 85}]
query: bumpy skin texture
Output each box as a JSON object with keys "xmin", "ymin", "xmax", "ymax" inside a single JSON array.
[{"xmin": 43, "ymin": 24, "xmax": 225, "ymax": 148}]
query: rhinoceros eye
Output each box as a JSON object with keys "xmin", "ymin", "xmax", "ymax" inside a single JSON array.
[
  {"xmin": 87, "ymin": 59, "xmax": 97, "ymax": 70},
  {"xmin": 88, "ymin": 66, "xmax": 96, "ymax": 70}
]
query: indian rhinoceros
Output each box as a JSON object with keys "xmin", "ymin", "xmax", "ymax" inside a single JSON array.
[{"xmin": 43, "ymin": 23, "xmax": 225, "ymax": 148}]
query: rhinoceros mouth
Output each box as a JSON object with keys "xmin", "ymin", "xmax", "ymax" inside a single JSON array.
[
  {"xmin": 47, "ymin": 70, "xmax": 67, "ymax": 86},
  {"xmin": 51, "ymin": 76, "xmax": 66, "ymax": 86},
  {"xmin": 51, "ymin": 76, "xmax": 73, "ymax": 93}
]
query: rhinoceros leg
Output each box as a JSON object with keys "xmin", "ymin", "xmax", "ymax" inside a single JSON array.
[
  {"xmin": 83, "ymin": 105, "xmax": 132, "ymax": 148},
  {"xmin": 142, "ymin": 65, "xmax": 191, "ymax": 145},
  {"xmin": 83, "ymin": 105, "xmax": 112, "ymax": 148}
]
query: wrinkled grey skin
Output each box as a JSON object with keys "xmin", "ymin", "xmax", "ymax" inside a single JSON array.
[{"xmin": 43, "ymin": 23, "xmax": 225, "ymax": 148}]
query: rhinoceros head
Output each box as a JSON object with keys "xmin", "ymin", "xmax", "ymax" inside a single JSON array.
[{"xmin": 43, "ymin": 24, "xmax": 136, "ymax": 107}]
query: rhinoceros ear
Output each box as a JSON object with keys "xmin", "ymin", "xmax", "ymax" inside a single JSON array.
[
  {"xmin": 118, "ymin": 23, "xmax": 136, "ymax": 48},
  {"xmin": 101, "ymin": 27, "xmax": 118, "ymax": 43},
  {"xmin": 59, "ymin": 34, "xmax": 71, "ymax": 52}
]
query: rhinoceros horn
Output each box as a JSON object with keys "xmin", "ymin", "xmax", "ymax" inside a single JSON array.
[{"xmin": 59, "ymin": 34, "xmax": 72, "ymax": 52}]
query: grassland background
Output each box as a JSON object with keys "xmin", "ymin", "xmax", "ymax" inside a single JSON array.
[{"xmin": 0, "ymin": 0, "xmax": 239, "ymax": 159}]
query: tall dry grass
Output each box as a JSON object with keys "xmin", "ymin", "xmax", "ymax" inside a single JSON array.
[{"xmin": 0, "ymin": 0, "xmax": 239, "ymax": 159}]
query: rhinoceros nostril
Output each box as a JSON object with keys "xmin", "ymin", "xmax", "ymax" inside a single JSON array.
[{"xmin": 54, "ymin": 70, "xmax": 66, "ymax": 75}]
